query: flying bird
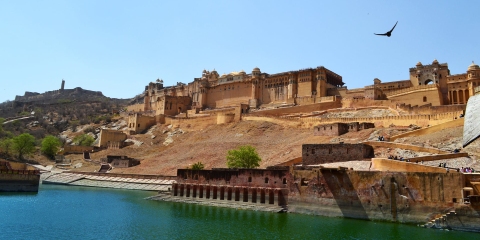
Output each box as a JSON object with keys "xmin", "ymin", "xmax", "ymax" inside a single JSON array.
[{"xmin": 374, "ymin": 21, "xmax": 398, "ymax": 37}]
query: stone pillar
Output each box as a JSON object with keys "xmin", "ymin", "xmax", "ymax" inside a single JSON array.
[
  {"xmin": 260, "ymin": 188, "xmax": 265, "ymax": 204},
  {"xmin": 179, "ymin": 184, "xmax": 185, "ymax": 197},
  {"xmin": 249, "ymin": 188, "xmax": 255, "ymax": 203},
  {"xmin": 173, "ymin": 183, "xmax": 178, "ymax": 196},
  {"xmin": 273, "ymin": 188, "xmax": 278, "ymax": 206},
  {"xmin": 243, "ymin": 188, "xmax": 248, "ymax": 202},
  {"xmin": 235, "ymin": 187, "xmax": 241, "ymax": 202},
  {"xmin": 220, "ymin": 186, "xmax": 225, "ymax": 200},
  {"xmin": 186, "ymin": 184, "xmax": 190, "ymax": 197}
]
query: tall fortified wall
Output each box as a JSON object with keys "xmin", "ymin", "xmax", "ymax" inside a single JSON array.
[{"xmin": 14, "ymin": 80, "xmax": 105, "ymax": 104}]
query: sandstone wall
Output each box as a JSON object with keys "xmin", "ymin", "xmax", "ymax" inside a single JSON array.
[
  {"xmin": 248, "ymin": 101, "xmax": 342, "ymax": 117},
  {"xmin": 98, "ymin": 129, "xmax": 127, "ymax": 148},
  {"xmin": 288, "ymin": 168, "xmax": 465, "ymax": 223},
  {"xmin": 63, "ymin": 145, "xmax": 95, "ymax": 154},
  {"xmin": 371, "ymin": 158, "xmax": 447, "ymax": 173},
  {"xmin": 302, "ymin": 144, "xmax": 373, "ymax": 165},
  {"xmin": 364, "ymin": 141, "xmax": 449, "ymax": 154},
  {"xmin": 390, "ymin": 118, "xmax": 464, "ymax": 141}
]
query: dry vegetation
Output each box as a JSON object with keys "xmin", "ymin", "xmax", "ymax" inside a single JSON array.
[{"xmin": 5, "ymin": 107, "xmax": 478, "ymax": 176}]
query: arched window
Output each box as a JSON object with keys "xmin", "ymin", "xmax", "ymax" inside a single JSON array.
[{"xmin": 423, "ymin": 96, "xmax": 427, "ymax": 102}]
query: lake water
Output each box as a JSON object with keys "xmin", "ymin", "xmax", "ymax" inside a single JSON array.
[{"xmin": 0, "ymin": 184, "xmax": 477, "ymax": 239}]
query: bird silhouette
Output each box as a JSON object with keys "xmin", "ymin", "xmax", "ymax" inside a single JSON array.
[{"xmin": 374, "ymin": 21, "xmax": 398, "ymax": 37}]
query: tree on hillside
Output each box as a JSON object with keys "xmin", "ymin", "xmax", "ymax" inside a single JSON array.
[
  {"xmin": 12, "ymin": 133, "xmax": 36, "ymax": 160},
  {"xmin": 41, "ymin": 135, "xmax": 61, "ymax": 159},
  {"xmin": 73, "ymin": 134, "xmax": 95, "ymax": 146},
  {"xmin": 0, "ymin": 138, "xmax": 13, "ymax": 157},
  {"xmin": 191, "ymin": 162, "xmax": 205, "ymax": 170},
  {"xmin": 0, "ymin": 117, "xmax": 4, "ymax": 132},
  {"xmin": 226, "ymin": 145, "xmax": 261, "ymax": 169}
]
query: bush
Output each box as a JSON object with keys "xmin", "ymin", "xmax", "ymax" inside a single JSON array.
[
  {"xmin": 73, "ymin": 134, "xmax": 95, "ymax": 146},
  {"xmin": 41, "ymin": 135, "xmax": 61, "ymax": 159},
  {"xmin": 226, "ymin": 145, "xmax": 261, "ymax": 169},
  {"xmin": 191, "ymin": 162, "xmax": 205, "ymax": 170}
]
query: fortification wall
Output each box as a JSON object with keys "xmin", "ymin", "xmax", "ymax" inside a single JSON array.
[
  {"xmin": 165, "ymin": 115, "xmax": 217, "ymax": 129},
  {"xmin": 288, "ymin": 169, "xmax": 464, "ymax": 223},
  {"xmin": 390, "ymin": 118, "xmax": 464, "ymax": 141},
  {"xmin": 126, "ymin": 103, "xmax": 145, "ymax": 112},
  {"xmin": 302, "ymin": 144, "xmax": 373, "ymax": 165},
  {"xmin": 397, "ymin": 103, "xmax": 466, "ymax": 115},
  {"xmin": 248, "ymin": 101, "xmax": 342, "ymax": 117},
  {"xmin": 217, "ymin": 113, "xmax": 235, "ymax": 124},
  {"xmin": 371, "ymin": 158, "xmax": 448, "ymax": 173},
  {"xmin": 387, "ymin": 85, "xmax": 442, "ymax": 106},
  {"xmin": 14, "ymin": 88, "xmax": 104, "ymax": 103},
  {"xmin": 364, "ymin": 141, "xmax": 449, "ymax": 154},
  {"xmin": 341, "ymin": 99, "xmax": 398, "ymax": 109},
  {"xmin": 245, "ymin": 111, "xmax": 463, "ymax": 128},
  {"xmin": 63, "ymin": 145, "xmax": 95, "ymax": 154},
  {"xmin": 205, "ymin": 83, "xmax": 252, "ymax": 109}
]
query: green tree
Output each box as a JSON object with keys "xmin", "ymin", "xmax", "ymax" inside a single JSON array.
[
  {"xmin": 226, "ymin": 145, "xmax": 261, "ymax": 169},
  {"xmin": 12, "ymin": 133, "xmax": 36, "ymax": 160},
  {"xmin": 73, "ymin": 134, "xmax": 95, "ymax": 146},
  {"xmin": 0, "ymin": 138, "xmax": 13, "ymax": 156},
  {"xmin": 41, "ymin": 135, "xmax": 61, "ymax": 159},
  {"xmin": 191, "ymin": 162, "xmax": 205, "ymax": 170},
  {"xmin": 0, "ymin": 117, "xmax": 4, "ymax": 132}
]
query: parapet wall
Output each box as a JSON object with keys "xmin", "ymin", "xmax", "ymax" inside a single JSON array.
[
  {"xmin": 63, "ymin": 145, "xmax": 95, "ymax": 154},
  {"xmin": 248, "ymin": 101, "xmax": 342, "ymax": 117},
  {"xmin": 390, "ymin": 118, "xmax": 464, "ymax": 141},
  {"xmin": 364, "ymin": 141, "xmax": 450, "ymax": 154},
  {"xmin": 245, "ymin": 111, "xmax": 463, "ymax": 128},
  {"xmin": 302, "ymin": 144, "xmax": 373, "ymax": 165},
  {"xmin": 371, "ymin": 158, "xmax": 447, "ymax": 173}
]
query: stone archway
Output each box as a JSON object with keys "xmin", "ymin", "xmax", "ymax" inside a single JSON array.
[{"xmin": 424, "ymin": 79, "xmax": 434, "ymax": 85}]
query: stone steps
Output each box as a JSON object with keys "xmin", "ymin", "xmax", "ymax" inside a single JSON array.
[{"xmin": 147, "ymin": 193, "xmax": 287, "ymax": 213}]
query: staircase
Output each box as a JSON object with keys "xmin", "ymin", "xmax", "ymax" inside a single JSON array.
[{"xmin": 421, "ymin": 211, "xmax": 456, "ymax": 230}]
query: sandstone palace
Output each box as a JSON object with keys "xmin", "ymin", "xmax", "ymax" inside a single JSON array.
[{"xmin": 127, "ymin": 60, "xmax": 480, "ymax": 118}]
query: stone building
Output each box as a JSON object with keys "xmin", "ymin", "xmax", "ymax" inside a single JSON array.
[
  {"xmin": 97, "ymin": 129, "xmax": 127, "ymax": 148},
  {"xmin": 172, "ymin": 168, "xmax": 290, "ymax": 206},
  {"xmin": 313, "ymin": 122, "xmax": 375, "ymax": 136},
  {"xmin": 127, "ymin": 65, "xmax": 343, "ymax": 114},
  {"xmin": 126, "ymin": 113, "xmax": 156, "ymax": 134},
  {"xmin": 301, "ymin": 144, "xmax": 374, "ymax": 165}
]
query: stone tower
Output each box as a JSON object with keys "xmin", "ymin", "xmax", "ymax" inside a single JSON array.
[{"xmin": 61, "ymin": 79, "xmax": 65, "ymax": 91}]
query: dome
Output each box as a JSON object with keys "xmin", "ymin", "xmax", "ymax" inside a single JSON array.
[
  {"xmin": 432, "ymin": 59, "xmax": 439, "ymax": 64},
  {"xmin": 468, "ymin": 61, "xmax": 480, "ymax": 71},
  {"xmin": 253, "ymin": 67, "xmax": 261, "ymax": 72},
  {"xmin": 239, "ymin": 69, "xmax": 246, "ymax": 74},
  {"xmin": 416, "ymin": 61, "xmax": 422, "ymax": 66}
]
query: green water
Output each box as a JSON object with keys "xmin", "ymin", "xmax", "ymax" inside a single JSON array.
[{"xmin": 0, "ymin": 184, "xmax": 476, "ymax": 239}]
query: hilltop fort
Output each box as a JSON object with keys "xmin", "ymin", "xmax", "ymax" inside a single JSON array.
[{"xmin": 13, "ymin": 79, "xmax": 106, "ymax": 105}]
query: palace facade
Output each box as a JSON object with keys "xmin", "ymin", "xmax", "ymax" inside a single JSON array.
[{"xmin": 127, "ymin": 60, "xmax": 480, "ymax": 117}]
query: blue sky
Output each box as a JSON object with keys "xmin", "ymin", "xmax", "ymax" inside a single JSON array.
[{"xmin": 0, "ymin": 1, "xmax": 478, "ymax": 103}]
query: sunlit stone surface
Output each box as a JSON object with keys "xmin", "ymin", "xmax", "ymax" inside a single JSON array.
[{"xmin": 463, "ymin": 95, "xmax": 480, "ymax": 147}]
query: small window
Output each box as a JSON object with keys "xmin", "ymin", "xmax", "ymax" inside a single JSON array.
[
  {"xmin": 283, "ymin": 178, "xmax": 287, "ymax": 184},
  {"xmin": 265, "ymin": 177, "xmax": 269, "ymax": 184},
  {"xmin": 248, "ymin": 177, "xmax": 252, "ymax": 182},
  {"xmin": 311, "ymin": 149, "xmax": 315, "ymax": 154},
  {"xmin": 137, "ymin": 124, "xmax": 140, "ymax": 127},
  {"xmin": 423, "ymin": 96, "xmax": 427, "ymax": 102},
  {"xmin": 301, "ymin": 178, "xmax": 308, "ymax": 186}
]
